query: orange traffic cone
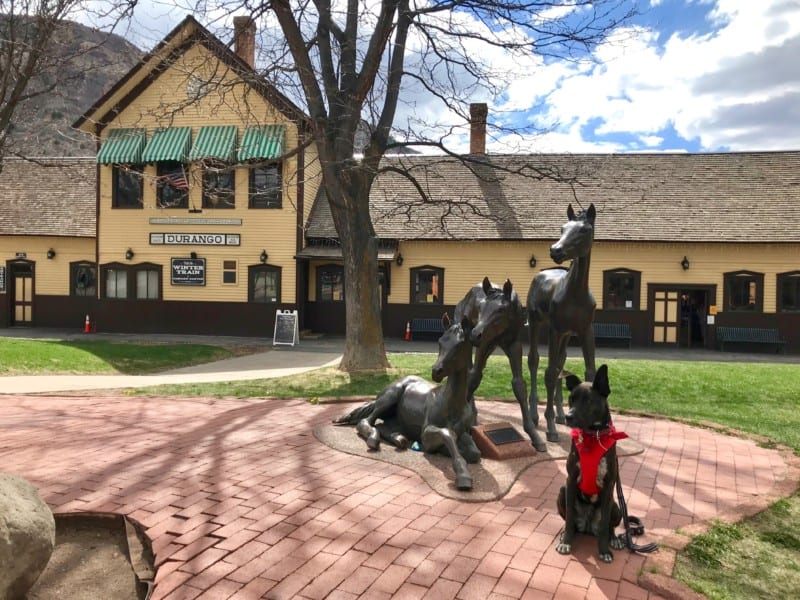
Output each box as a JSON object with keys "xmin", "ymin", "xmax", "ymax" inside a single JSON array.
[
  {"xmin": 84, "ymin": 314, "xmax": 91, "ymax": 334},
  {"xmin": 405, "ymin": 321, "xmax": 411, "ymax": 341}
]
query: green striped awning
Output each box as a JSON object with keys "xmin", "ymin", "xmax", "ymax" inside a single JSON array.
[
  {"xmin": 188, "ymin": 125, "xmax": 238, "ymax": 162},
  {"xmin": 141, "ymin": 127, "xmax": 192, "ymax": 163},
  {"xmin": 96, "ymin": 128, "xmax": 147, "ymax": 164},
  {"xmin": 238, "ymin": 125, "xmax": 285, "ymax": 161}
]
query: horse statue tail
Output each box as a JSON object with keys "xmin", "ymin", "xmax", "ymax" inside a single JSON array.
[{"xmin": 332, "ymin": 400, "xmax": 376, "ymax": 425}]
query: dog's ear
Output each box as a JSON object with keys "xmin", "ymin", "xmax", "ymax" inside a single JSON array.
[
  {"xmin": 562, "ymin": 370, "xmax": 581, "ymax": 392},
  {"xmin": 592, "ymin": 364, "xmax": 610, "ymax": 397}
]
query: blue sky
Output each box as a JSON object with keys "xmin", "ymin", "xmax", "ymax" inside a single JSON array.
[{"xmin": 81, "ymin": 0, "xmax": 800, "ymax": 154}]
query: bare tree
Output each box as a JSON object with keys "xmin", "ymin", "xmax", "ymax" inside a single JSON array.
[
  {"xmin": 193, "ymin": 0, "xmax": 635, "ymax": 371},
  {"xmin": 0, "ymin": 0, "xmax": 135, "ymax": 169}
]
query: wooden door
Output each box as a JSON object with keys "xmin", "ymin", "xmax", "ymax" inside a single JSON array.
[
  {"xmin": 653, "ymin": 289, "xmax": 678, "ymax": 345},
  {"xmin": 11, "ymin": 263, "xmax": 34, "ymax": 325}
]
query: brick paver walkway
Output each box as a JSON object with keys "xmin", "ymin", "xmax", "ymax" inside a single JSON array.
[{"xmin": 0, "ymin": 395, "xmax": 793, "ymax": 599}]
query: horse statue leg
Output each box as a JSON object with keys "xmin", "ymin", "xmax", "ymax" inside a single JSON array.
[
  {"xmin": 505, "ymin": 339, "xmax": 546, "ymax": 452},
  {"xmin": 553, "ymin": 343, "xmax": 568, "ymax": 425},
  {"xmin": 527, "ymin": 321, "xmax": 543, "ymax": 427},
  {"xmin": 466, "ymin": 343, "xmax": 493, "ymax": 424},
  {"xmin": 581, "ymin": 327, "xmax": 597, "ymax": 383},
  {"xmin": 421, "ymin": 424, "xmax": 473, "ymax": 490},
  {"xmin": 543, "ymin": 332, "xmax": 569, "ymax": 441},
  {"xmin": 352, "ymin": 378, "xmax": 410, "ymax": 450}
]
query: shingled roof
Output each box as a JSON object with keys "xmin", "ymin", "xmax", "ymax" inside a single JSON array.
[
  {"xmin": 0, "ymin": 158, "xmax": 96, "ymax": 237},
  {"xmin": 305, "ymin": 151, "xmax": 800, "ymax": 243}
]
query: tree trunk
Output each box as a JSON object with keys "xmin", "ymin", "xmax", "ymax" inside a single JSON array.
[{"xmin": 327, "ymin": 163, "xmax": 390, "ymax": 372}]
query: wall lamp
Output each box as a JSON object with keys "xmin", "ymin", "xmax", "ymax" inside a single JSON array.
[
  {"xmin": 125, "ymin": 248, "xmax": 135, "ymax": 261},
  {"xmin": 396, "ymin": 253, "xmax": 404, "ymax": 267},
  {"xmin": 681, "ymin": 256, "xmax": 690, "ymax": 271},
  {"xmin": 46, "ymin": 248, "xmax": 56, "ymax": 260},
  {"xmin": 529, "ymin": 255, "xmax": 537, "ymax": 268},
  {"xmin": 259, "ymin": 249, "xmax": 268, "ymax": 263},
  {"xmin": 190, "ymin": 251, "xmax": 198, "ymax": 260}
]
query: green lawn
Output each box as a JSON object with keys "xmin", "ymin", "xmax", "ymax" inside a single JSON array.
[
  {"xmin": 131, "ymin": 353, "xmax": 800, "ymax": 454},
  {"xmin": 0, "ymin": 338, "xmax": 234, "ymax": 375}
]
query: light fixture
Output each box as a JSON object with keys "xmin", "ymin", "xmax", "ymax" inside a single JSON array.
[
  {"xmin": 190, "ymin": 251, "xmax": 198, "ymax": 259},
  {"xmin": 396, "ymin": 253, "xmax": 404, "ymax": 267},
  {"xmin": 529, "ymin": 255, "xmax": 537, "ymax": 268},
  {"xmin": 46, "ymin": 248, "xmax": 56, "ymax": 260},
  {"xmin": 681, "ymin": 256, "xmax": 690, "ymax": 271},
  {"xmin": 125, "ymin": 248, "xmax": 135, "ymax": 261},
  {"xmin": 260, "ymin": 249, "xmax": 268, "ymax": 263}
]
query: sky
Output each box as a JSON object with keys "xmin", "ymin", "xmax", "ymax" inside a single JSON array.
[{"xmin": 80, "ymin": 0, "xmax": 800, "ymax": 154}]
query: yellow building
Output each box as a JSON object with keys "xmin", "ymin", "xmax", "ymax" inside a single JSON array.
[
  {"xmin": 2, "ymin": 17, "xmax": 798, "ymax": 353},
  {"xmin": 71, "ymin": 15, "xmax": 320, "ymax": 336}
]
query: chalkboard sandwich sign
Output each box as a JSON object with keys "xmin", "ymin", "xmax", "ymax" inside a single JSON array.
[{"xmin": 273, "ymin": 309, "xmax": 299, "ymax": 346}]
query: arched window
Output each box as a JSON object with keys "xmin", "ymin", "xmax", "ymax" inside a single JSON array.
[
  {"xmin": 723, "ymin": 270, "xmax": 764, "ymax": 312},
  {"xmin": 249, "ymin": 264, "xmax": 281, "ymax": 303},
  {"xmin": 777, "ymin": 271, "xmax": 800, "ymax": 312},
  {"xmin": 602, "ymin": 268, "xmax": 641, "ymax": 310},
  {"xmin": 71, "ymin": 261, "xmax": 97, "ymax": 297},
  {"xmin": 410, "ymin": 266, "xmax": 444, "ymax": 305},
  {"xmin": 316, "ymin": 264, "xmax": 344, "ymax": 302}
]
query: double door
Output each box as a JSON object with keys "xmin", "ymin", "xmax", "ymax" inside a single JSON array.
[{"xmin": 651, "ymin": 286, "xmax": 712, "ymax": 348}]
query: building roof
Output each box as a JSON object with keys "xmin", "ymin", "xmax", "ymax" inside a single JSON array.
[
  {"xmin": 73, "ymin": 15, "xmax": 309, "ymax": 134},
  {"xmin": 0, "ymin": 158, "xmax": 96, "ymax": 237},
  {"xmin": 305, "ymin": 151, "xmax": 800, "ymax": 243}
]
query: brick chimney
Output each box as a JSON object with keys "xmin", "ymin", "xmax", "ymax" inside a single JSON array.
[
  {"xmin": 469, "ymin": 103, "xmax": 488, "ymax": 155},
  {"xmin": 233, "ymin": 16, "xmax": 256, "ymax": 68}
]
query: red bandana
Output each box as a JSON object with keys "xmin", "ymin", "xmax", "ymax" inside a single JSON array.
[{"xmin": 571, "ymin": 424, "xmax": 628, "ymax": 496}]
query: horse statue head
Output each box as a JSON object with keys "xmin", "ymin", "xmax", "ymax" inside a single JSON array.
[
  {"xmin": 471, "ymin": 277, "xmax": 524, "ymax": 347},
  {"xmin": 431, "ymin": 313, "xmax": 473, "ymax": 383},
  {"xmin": 550, "ymin": 203, "xmax": 596, "ymax": 264}
]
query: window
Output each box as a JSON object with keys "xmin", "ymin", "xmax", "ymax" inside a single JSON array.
[
  {"xmin": 71, "ymin": 262, "xmax": 97, "ymax": 297},
  {"xmin": 249, "ymin": 164, "xmax": 282, "ymax": 208},
  {"xmin": 249, "ymin": 265, "xmax": 281, "ymax": 303},
  {"xmin": 778, "ymin": 271, "xmax": 800, "ymax": 312},
  {"xmin": 157, "ymin": 161, "xmax": 189, "ymax": 208},
  {"xmin": 724, "ymin": 270, "xmax": 764, "ymax": 312},
  {"xmin": 102, "ymin": 264, "xmax": 161, "ymax": 300},
  {"xmin": 105, "ymin": 268, "xmax": 128, "ymax": 299},
  {"xmin": 112, "ymin": 165, "xmax": 143, "ymax": 208},
  {"xmin": 223, "ymin": 260, "xmax": 237, "ymax": 284},
  {"xmin": 603, "ymin": 268, "xmax": 641, "ymax": 310},
  {"xmin": 203, "ymin": 166, "xmax": 235, "ymax": 208},
  {"xmin": 136, "ymin": 269, "xmax": 159, "ymax": 299},
  {"xmin": 317, "ymin": 264, "xmax": 344, "ymax": 302},
  {"xmin": 411, "ymin": 266, "xmax": 444, "ymax": 304}
]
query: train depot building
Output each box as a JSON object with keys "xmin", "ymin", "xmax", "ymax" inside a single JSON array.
[{"xmin": 1, "ymin": 16, "xmax": 798, "ymax": 353}]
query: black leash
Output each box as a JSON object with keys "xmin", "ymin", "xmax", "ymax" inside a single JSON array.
[{"xmin": 615, "ymin": 468, "xmax": 659, "ymax": 553}]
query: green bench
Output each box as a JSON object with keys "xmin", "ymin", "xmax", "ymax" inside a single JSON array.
[
  {"xmin": 411, "ymin": 317, "xmax": 445, "ymax": 340},
  {"xmin": 716, "ymin": 326, "xmax": 786, "ymax": 353},
  {"xmin": 592, "ymin": 322, "xmax": 632, "ymax": 348}
]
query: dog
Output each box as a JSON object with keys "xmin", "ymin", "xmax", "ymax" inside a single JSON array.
[{"xmin": 556, "ymin": 364, "xmax": 627, "ymax": 562}]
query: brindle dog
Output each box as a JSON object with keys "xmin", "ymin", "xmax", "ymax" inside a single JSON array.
[{"xmin": 556, "ymin": 364, "xmax": 626, "ymax": 562}]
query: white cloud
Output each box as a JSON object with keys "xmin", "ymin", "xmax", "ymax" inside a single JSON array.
[{"xmin": 492, "ymin": 0, "xmax": 800, "ymax": 152}]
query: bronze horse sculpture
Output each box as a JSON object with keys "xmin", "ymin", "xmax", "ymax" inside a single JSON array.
[
  {"xmin": 456, "ymin": 277, "xmax": 547, "ymax": 452},
  {"xmin": 527, "ymin": 204, "xmax": 597, "ymax": 442},
  {"xmin": 332, "ymin": 314, "xmax": 480, "ymax": 490}
]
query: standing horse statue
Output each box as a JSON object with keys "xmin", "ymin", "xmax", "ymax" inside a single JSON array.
[
  {"xmin": 332, "ymin": 314, "xmax": 481, "ymax": 490},
  {"xmin": 527, "ymin": 204, "xmax": 597, "ymax": 442},
  {"xmin": 456, "ymin": 277, "xmax": 547, "ymax": 452}
]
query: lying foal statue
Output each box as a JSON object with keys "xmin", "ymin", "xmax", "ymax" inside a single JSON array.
[{"xmin": 333, "ymin": 314, "xmax": 480, "ymax": 490}]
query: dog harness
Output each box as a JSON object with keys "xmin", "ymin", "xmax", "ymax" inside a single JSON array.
[{"xmin": 571, "ymin": 424, "xmax": 628, "ymax": 496}]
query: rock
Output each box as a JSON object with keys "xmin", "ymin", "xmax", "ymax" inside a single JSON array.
[{"xmin": 0, "ymin": 473, "xmax": 55, "ymax": 600}]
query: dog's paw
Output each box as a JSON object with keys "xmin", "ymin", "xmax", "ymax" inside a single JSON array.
[
  {"xmin": 610, "ymin": 536, "xmax": 625, "ymax": 550},
  {"xmin": 598, "ymin": 550, "xmax": 614, "ymax": 563},
  {"xmin": 555, "ymin": 542, "xmax": 572, "ymax": 555}
]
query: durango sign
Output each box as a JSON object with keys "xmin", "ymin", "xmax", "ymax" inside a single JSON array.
[{"xmin": 150, "ymin": 233, "xmax": 241, "ymax": 246}]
